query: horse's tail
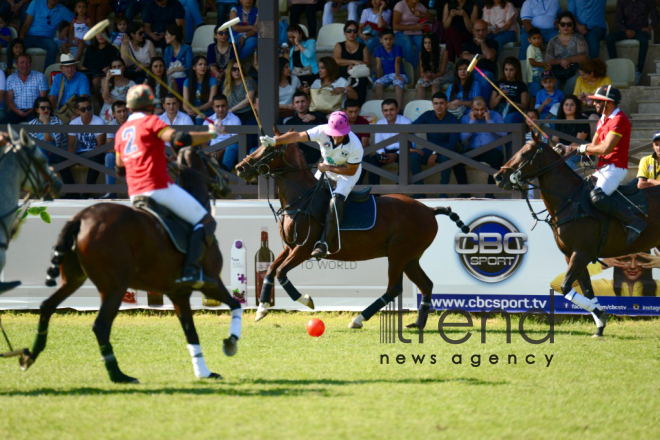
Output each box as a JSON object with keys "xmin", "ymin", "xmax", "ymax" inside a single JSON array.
[
  {"xmin": 434, "ymin": 207, "xmax": 470, "ymax": 233},
  {"xmin": 45, "ymin": 219, "xmax": 80, "ymax": 287}
]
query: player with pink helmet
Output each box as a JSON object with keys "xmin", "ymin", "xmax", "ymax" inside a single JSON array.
[{"xmin": 260, "ymin": 110, "xmax": 364, "ymax": 258}]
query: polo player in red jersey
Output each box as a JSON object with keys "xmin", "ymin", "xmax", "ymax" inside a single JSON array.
[
  {"xmin": 571, "ymin": 85, "xmax": 647, "ymax": 245},
  {"xmin": 115, "ymin": 84, "xmax": 223, "ymax": 288}
]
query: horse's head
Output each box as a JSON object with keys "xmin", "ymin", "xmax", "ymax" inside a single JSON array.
[
  {"xmin": 494, "ymin": 138, "xmax": 564, "ymax": 190},
  {"xmin": 177, "ymin": 147, "xmax": 231, "ymax": 199},
  {"xmin": 235, "ymin": 127, "xmax": 293, "ymax": 182},
  {"xmin": 4, "ymin": 126, "xmax": 62, "ymax": 200}
]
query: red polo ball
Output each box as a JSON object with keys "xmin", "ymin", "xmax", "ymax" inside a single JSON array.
[{"xmin": 306, "ymin": 318, "xmax": 325, "ymax": 337}]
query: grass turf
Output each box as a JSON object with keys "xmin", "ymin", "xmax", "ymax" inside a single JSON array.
[{"xmin": 0, "ymin": 310, "xmax": 658, "ymax": 440}]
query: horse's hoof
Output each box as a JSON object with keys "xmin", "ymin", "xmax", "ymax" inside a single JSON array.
[
  {"xmin": 223, "ymin": 335, "xmax": 238, "ymax": 357},
  {"xmin": 19, "ymin": 352, "xmax": 34, "ymax": 371},
  {"xmin": 301, "ymin": 294, "xmax": 315, "ymax": 310},
  {"xmin": 591, "ymin": 334, "xmax": 605, "ymax": 340},
  {"xmin": 206, "ymin": 372, "xmax": 223, "ymax": 380},
  {"xmin": 111, "ymin": 374, "xmax": 140, "ymax": 384},
  {"xmin": 405, "ymin": 322, "xmax": 419, "ymax": 329},
  {"xmin": 255, "ymin": 307, "xmax": 269, "ymax": 322},
  {"xmin": 348, "ymin": 320, "xmax": 363, "ymax": 329}
]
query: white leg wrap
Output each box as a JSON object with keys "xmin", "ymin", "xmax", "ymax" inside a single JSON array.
[
  {"xmin": 353, "ymin": 314, "xmax": 364, "ymax": 325},
  {"xmin": 565, "ymin": 289, "xmax": 596, "ymax": 312},
  {"xmin": 230, "ymin": 308, "xmax": 242, "ymax": 339},
  {"xmin": 187, "ymin": 344, "xmax": 211, "ymax": 378}
]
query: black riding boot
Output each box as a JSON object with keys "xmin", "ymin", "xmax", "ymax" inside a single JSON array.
[
  {"xmin": 311, "ymin": 194, "xmax": 346, "ymax": 259},
  {"xmin": 591, "ymin": 188, "xmax": 647, "ymax": 246},
  {"xmin": 176, "ymin": 220, "xmax": 218, "ymax": 289}
]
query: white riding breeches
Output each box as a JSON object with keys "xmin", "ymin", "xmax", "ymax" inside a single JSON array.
[
  {"xmin": 131, "ymin": 182, "xmax": 208, "ymax": 226},
  {"xmin": 593, "ymin": 164, "xmax": 628, "ymax": 195},
  {"xmin": 315, "ymin": 165, "xmax": 362, "ymax": 198}
]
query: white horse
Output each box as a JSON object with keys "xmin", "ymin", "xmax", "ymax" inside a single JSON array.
[{"xmin": 0, "ymin": 127, "xmax": 61, "ymax": 293}]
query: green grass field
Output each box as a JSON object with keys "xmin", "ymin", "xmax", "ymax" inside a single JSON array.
[{"xmin": 0, "ymin": 311, "xmax": 658, "ymax": 440}]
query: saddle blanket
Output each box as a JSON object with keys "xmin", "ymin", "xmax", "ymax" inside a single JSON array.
[{"xmin": 340, "ymin": 195, "xmax": 377, "ymax": 231}]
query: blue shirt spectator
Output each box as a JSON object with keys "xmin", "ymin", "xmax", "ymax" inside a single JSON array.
[
  {"xmin": 20, "ymin": 0, "xmax": 75, "ymax": 69},
  {"xmin": 48, "ymin": 55, "xmax": 91, "ymax": 110},
  {"xmin": 568, "ymin": 0, "xmax": 607, "ymax": 59},
  {"xmin": 535, "ymin": 86, "xmax": 564, "ymax": 118},
  {"xmin": 374, "ymin": 43, "xmax": 403, "ymax": 76},
  {"xmin": 518, "ymin": 0, "xmax": 561, "ymax": 60},
  {"xmin": 5, "ymin": 54, "xmax": 49, "ymax": 124}
]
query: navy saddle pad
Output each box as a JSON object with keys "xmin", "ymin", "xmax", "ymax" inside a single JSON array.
[{"xmin": 340, "ymin": 195, "xmax": 377, "ymax": 231}]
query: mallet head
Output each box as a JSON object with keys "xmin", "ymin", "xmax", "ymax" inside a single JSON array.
[
  {"xmin": 219, "ymin": 17, "xmax": 240, "ymax": 31},
  {"xmin": 467, "ymin": 55, "xmax": 479, "ymax": 75},
  {"xmin": 83, "ymin": 19, "xmax": 110, "ymax": 41}
]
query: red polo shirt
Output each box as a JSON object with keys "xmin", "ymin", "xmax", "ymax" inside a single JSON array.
[{"xmin": 595, "ymin": 108, "xmax": 631, "ymax": 169}]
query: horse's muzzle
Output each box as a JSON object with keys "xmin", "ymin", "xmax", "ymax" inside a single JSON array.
[{"xmin": 494, "ymin": 170, "xmax": 512, "ymax": 190}]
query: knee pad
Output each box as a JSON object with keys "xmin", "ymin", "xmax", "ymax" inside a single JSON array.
[{"xmin": 590, "ymin": 187, "xmax": 605, "ymax": 204}]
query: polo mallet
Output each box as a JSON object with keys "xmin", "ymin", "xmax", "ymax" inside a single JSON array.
[
  {"xmin": 0, "ymin": 316, "xmax": 28, "ymax": 359},
  {"xmin": 223, "ymin": 17, "xmax": 265, "ymax": 136},
  {"xmin": 83, "ymin": 20, "xmax": 215, "ymax": 125},
  {"xmin": 466, "ymin": 55, "xmax": 552, "ymax": 143}
]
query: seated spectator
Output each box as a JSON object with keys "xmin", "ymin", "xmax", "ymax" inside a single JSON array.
[
  {"xmin": 224, "ymin": 59, "xmax": 257, "ymax": 124},
  {"xmin": 80, "ymin": 29, "xmax": 120, "ymax": 104},
  {"xmin": 28, "ymin": 96, "xmax": 65, "ymax": 161},
  {"xmin": 460, "ymin": 96, "xmax": 506, "ymax": 198},
  {"xmin": 184, "ymin": 55, "xmax": 218, "ymax": 125},
  {"xmin": 229, "ymin": 0, "xmax": 258, "ymax": 60},
  {"xmin": 67, "ymin": 0, "xmax": 91, "ymax": 62},
  {"xmin": 525, "ymin": 27, "xmax": 550, "ymax": 101},
  {"xmin": 546, "ymin": 11, "xmax": 588, "ymax": 91},
  {"xmin": 19, "ymin": 0, "xmax": 74, "ymax": 69},
  {"xmin": 216, "ymin": 0, "xmax": 239, "ymax": 27},
  {"xmin": 482, "ymin": 0, "xmax": 517, "ymax": 51},
  {"xmin": 87, "ymin": 0, "xmax": 113, "ymax": 26},
  {"xmin": 489, "ymin": 57, "xmax": 528, "ymax": 124},
  {"xmin": 417, "ymin": 32, "xmax": 454, "ymax": 99},
  {"xmin": 0, "ymin": 60, "xmax": 6, "ymax": 122},
  {"xmin": 66, "ymin": 97, "xmax": 107, "ymax": 198},
  {"xmin": 124, "ymin": 0, "xmax": 152, "ymax": 23},
  {"xmin": 334, "ymin": 21, "xmax": 370, "ymax": 105},
  {"xmin": 121, "ymin": 23, "xmax": 157, "ymax": 83},
  {"xmin": 164, "ymin": 24, "xmax": 193, "ymax": 92},
  {"xmin": 323, "ymin": 0, "xmax": 365, "ymax": 26},
  {"xmin": 363, "ymin": 98, "xmax": 409, "ymax": 185},
  {"xmin": 460, "ymin": 19, "xmax": 498, "ymax": 101},
  {"xmin": 344, "ymin": 99, "xmax": 370, "ymax": 149},
  {"xmin": 6, "ymin": 53, "xmax": 48, "ymax": 124},
  {"xmin": 392, "ymin": 0, "xmax": 435, "ymax": 67},
  {"xmin": 637, "ymin": 131, "xmax": 660, "ymax": 188},
  {"xmin": 606, "ymin": 0, "xmax": 658, "ymax": 85},
  {"xmin": 49, "ymin": 54, "xmax": 90, "ymax": 112},
  {"xmin": 279, "ymin": 57, "xmax": 302, "ymax": 117},
  {"xmin": 446, "ymin": 58, "xmax": 482, "ymax": 119},
  {"xmin": 289, "ymin": 1, "xmax": 323, "ymax": 41},
  {"xmin": 285, "ymin": 91, "xmax": 328, "ymax": 164},
  {"xmin": 110, "ymin": 16, "xmax": 128, "ymax": 48},
  {"xmin": 574, "ymin": 58, "xmax": 611, "ymax": 118},
  {"xmin": 311, "ymin": 57, "xmax": 358, "ymax": 114},
  {"xmin": 204, "ymin": 94, "xmax": 243, "ymax": 171},
  {"xmin": 524, "ymin": 108, "xmax": 540, "ymax": 143},
  {"xmin": 535, "ymin": 70, "xmax": 564, "ymax": 119},
  {"xmin": 551, "ymin": 94, "xmax": 590, "ymax": 170},
  {"xmin": 242, "ymin": 91, "xmax": 262, "ymax": 152},
  {"xmin": 374, "ymin": 29, "xmax": 406, "ymax": 109},
  {"xmin": 159, "ymin": 93, "xmax": 195, "ymax": 125},
  {"xmin": 2, "ymin": 39, "xmax": 25, "ymax": 78},
  {"xmin": 208, "ymin": 23, "xmax": 236, "ymax": 83},
  {"xmin": 0, "ymin": 14, "xmax": 11, "ymax": 48},
  {"xmin": 287, "ymin": 24, "xmax": 319, "ymax": 86},
  {"xmin": 146, "ymin": 57, "xmax": 180, "ymax": 116},
  {"xmin": 568, "ymin": 0, "xmax": 607, "ymax": 60},
  {"xmin": 143, "ymin": 0, "xmax": 185, "ymax": 50},
  {"xmin": 102, "ymin": 100, "xmax": 129, "ymax": 199},
  {"xmin": 411, "ymin": 91, "xmax": 465, "ymax": 198},
  {"xmin": 100, "ymin": 58, "xmax": 136, "ymax": 124},
  {"xmin": 358, "ymin": 0, "xmax": 392, "ymax": 54},
  {"xmin": 442, "ymin": 0, "xmax": 479, "ymax": 62},
  {"xmin": 518, "ymin": 0, "xmax": 560, "ymax": 61},
  {"xmin": 179, "ymin": 0, "xmax": 204, "ymax": 45}
]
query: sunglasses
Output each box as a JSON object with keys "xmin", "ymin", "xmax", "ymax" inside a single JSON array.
[
  {"xmin": 231, "ymin": 67, "xmax": 240, "ymax": 72},
  {"xmin": 78, "ymin": 106, "xmax": 92, "ymax": 112},
  {"xmin": 137, "ymin": 31, "xmax": 144, "ymax": 36},
  {"xmin": 39, "ymin": 106, "xmax": 52, "ymax": 111},
  {"xmin": 559, "ymin": 22, "xmax": 573, "ymax": 27},
  {"xmin": 217, "ymin": 31, "xmax": 228, "ymax": 36},
  {"xmin": 345, "ymin": 29, "xmax": 358, "ymax": 34}
]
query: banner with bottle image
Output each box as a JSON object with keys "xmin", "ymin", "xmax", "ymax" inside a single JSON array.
[{"xmin": 2, "ymin": 200, "xmax": 658, "ymax": 315}]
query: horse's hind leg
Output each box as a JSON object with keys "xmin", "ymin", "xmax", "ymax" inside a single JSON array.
[
  {"xmin": 402, "ymin": 259, "xmax": 433, "ymax": 330},
  {"xmin": 201, "ymin": 280, "xmax": 242, "ymax": 357},
  {"xmin": 561, "ymin": 251, "xmax": 607, "ymax": 338},
  {"xmin": 170, "ymin": 292, "xmax": 221, "ymax": 379},
  {"xmin": 349, "ymin": 259, "xmax": 405, "ymax": 329},
  {"xmin": 22, "ymin": 253, "xmax": 86, "ymax": 370}
]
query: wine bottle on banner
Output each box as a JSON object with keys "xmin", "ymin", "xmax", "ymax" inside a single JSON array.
[{"xmin": 255, "ymin": 227, "xmax": 275, "ymax": 306}]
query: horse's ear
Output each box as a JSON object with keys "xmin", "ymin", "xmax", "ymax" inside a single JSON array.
[
  {"xmin": 531, "ymin": 130, "xmax": 540, "ymax": 145},
  {"xmin": 19, "ymin": 128, "xmax": 34, "ymax": 149},
  {"xmin": 7, "ymin": 124, "xmax": 18, "ymax": 145},
  {"xmin": 273, "ymin": 125, "xmax": 282, "ymax": 136}
]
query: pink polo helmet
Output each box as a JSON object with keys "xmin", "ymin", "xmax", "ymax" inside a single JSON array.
[{"xmin": 325, "ymin": 111, "xmax": 351, "ymax": 137}]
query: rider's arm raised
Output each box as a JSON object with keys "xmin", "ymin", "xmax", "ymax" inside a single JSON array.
[{"xmin": 160, "ymin": 127, "xmax": 217, "ymax": 148}]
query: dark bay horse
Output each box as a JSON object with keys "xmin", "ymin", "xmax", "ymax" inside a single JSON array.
[
  {"xmin": 235, "ymin": 141, "xmax": 469, "ymax": 329},
  {"xmin": 494, "ymin": 141, "xmax": 660, "ymax": 337},
  {"xmin": 20, "ymin": 147, "xmax": 241, "ymax": 383}
]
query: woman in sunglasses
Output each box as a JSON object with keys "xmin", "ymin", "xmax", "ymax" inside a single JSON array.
[
  {"xmin": 333, "ymin": 20, "xmax": 369, "ymax": 106},
  {"xmin": 120, "ymin": 22, "xmax": 156, "ymax": 83},
  {"xmin": 207, "ymin": 23, "xmax": 235, "ymax": 82},
  {"xmin": 223, "ymin": 58, "xmax": 256, "ymax": 124},
  {"xmin": 27, "ymin": 97, "xmax": 66, "ymax": 162},
  {"xmin": 545, "ymin": 11, "xmax": 588, "ymax": 90}
]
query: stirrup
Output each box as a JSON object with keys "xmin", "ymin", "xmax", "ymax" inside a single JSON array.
[
  {"xmin": 311, "ymin": 240, "xmax": 328, "ymax": 260},
  {"xmin": 176, "ymin": 267, "xmax": 218, "ymax": 289}
]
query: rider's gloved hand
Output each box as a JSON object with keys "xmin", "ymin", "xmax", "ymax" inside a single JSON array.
[
  {"xmin": 260, "ymin": 135, "xmax": 276, "ymax": 148},
  {"xmin": 208, "ymin": 121, "xmax": 225, "ymax": 138},
  {"xmin": 577, "ymin": 144, "xmax": 589, "ymax": 155}
]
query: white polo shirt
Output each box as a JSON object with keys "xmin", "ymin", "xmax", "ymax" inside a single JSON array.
[
  {"xmin": 203, "ymin": 111, "xmax": 242, "ymax": 146},
  {"xmin": 159, "ymin": 111, "xmax": 195, "ymax": 126},
  {"xmin": 306, "ymin": 124, "xmax": 363, "ymax": 167}
]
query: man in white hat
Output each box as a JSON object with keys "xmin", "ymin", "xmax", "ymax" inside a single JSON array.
[{"xmin": 48, "ymin": 53, "xmax": 90, "ymax": 111}]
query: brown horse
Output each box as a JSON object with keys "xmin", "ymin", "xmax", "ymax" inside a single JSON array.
[
  {"xmin": 235, "ymin": 141, "xmax": 469, "ymax": 329},
  {"xmin": 494, "ymin": 141, "xmax": 660, "ymax": 337},
  {"xmin": 20, "ymin": 147, "xmax": 241, "ymax": 383}
]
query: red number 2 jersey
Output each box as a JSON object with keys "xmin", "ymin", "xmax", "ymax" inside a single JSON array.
[{"xmin": 115, "ymin": 113, "xmax": 173, "ymax": 196}]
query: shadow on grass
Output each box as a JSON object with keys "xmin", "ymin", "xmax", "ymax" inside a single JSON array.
[
  {"xmin": 0, "ymin": 386, "xmax": 331, "ymax": 397},
  {"xmin": 241, "ymin": 377, "xmax": 507, "ymax": 386}
]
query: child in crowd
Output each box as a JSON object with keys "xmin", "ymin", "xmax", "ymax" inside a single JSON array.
[
  {"xmin": 535, "ymin": 70, "xmax": 564, "ymax": 119},
  {"xmin": 0, "ymin": 15, "xmax": 11, "ymax": 47},
  {"xmin": 416, "ymin": 32, "xmax": 453, "ymax": 99},
  {"xmin": 358, "ymin": 0, "xmax": 392, "ymax": 55},
  {"xmin": 374, "ymin": 29, "xmax": 407, "ymax": 110},
  {"xmin": 1, "ymin": 38, "xmax": 24, "ymax": 77},
  {"xmin": 526, "ymin": 27, "xmax": 549, "ymax": 107},
  {"xmin": 111, "ymin": 16, "xmax": 129, "ymax": 48},
  {"xmin": 524, "ymin": 108, "xmax": 540, "ymax": 144},
  {"xmin": 68, "ymin": 0, "xmax": 92, "ymax": 61}
]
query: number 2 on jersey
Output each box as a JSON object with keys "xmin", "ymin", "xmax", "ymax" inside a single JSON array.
[{"xmin": 123, "ymin": 127, "xmax": 137, "ymax": 155}]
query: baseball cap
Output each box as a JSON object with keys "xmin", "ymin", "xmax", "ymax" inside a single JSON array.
[
  {"xmin": 588, "ymin": 85, "xmax": 621, "ymax": 104},
  {"xmin": 541, "ymin": 70, "xmax": 555, "ymax": 80},
  {"xmin": 653, "ymin": 131, "xmax": 660, "ymax": 142}
]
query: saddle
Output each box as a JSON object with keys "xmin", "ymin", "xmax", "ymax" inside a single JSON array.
[{"xmin": 133, "ymin": 196, "xmax": 191, "ymax": 254}]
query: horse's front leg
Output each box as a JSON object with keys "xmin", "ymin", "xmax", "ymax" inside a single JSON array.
[
  {"xmin": 562, "ymin": 251, "xmax": 607, "ymax": 338},
  {"xmin": 575, "ymin": 266, "xmax": 607, "ymax": 337},
  {"xmin": 171, "ymin": 292, "xmax": 221, "ymax": 379}
]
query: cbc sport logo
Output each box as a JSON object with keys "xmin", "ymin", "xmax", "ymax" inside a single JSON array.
[{"xmin": 454, "ymin": 215, "xmax": 528, "ymax": 283}]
